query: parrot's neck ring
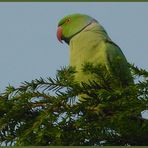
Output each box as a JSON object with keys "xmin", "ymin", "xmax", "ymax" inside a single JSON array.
[
  {"xmin": 82, "ymin": 19, "xmax": 98, "ymax": 32},
  {"xmin": 68, "ymin": 19, "xmax": 97, "ymax": 43}
]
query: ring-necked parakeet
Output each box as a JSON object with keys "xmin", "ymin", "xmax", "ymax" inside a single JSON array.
[{"xmin": 57, "ymin": 13, "xmax": 133, "ymax": 88}]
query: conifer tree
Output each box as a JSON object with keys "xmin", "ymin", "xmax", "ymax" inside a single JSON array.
[{"xmin": 0, "ymin": 64, "xmax": 148, "ymax": 146}]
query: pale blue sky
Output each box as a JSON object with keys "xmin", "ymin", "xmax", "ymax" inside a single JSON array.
[{"xmin": 0, "ymin": 2, "xmax": 148, "ymax": 92}]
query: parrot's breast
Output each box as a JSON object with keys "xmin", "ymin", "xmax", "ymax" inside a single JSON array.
[{"xmin": 69, "ymin": 29, "xmax": 109, "ymax": 83}]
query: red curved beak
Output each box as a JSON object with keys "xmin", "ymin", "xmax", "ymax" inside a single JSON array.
[{"xmin": 57, "ymin": 26, "xmax": 63, "ymax": 43}]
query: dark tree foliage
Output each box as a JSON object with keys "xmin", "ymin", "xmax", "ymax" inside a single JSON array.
[{"xmin": 0, "ymin": 64, "xmax": 148, "ymax": 146}]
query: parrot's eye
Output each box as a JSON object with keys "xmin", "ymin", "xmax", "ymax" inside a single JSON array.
[{"xmin": 65, "ymin": 18, "xmax": 71, "ymax": 24}]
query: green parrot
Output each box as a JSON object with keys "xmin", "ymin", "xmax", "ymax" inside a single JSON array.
[{"xmin": 57, "ymin": 13, "xmax": 133, "ymax": 89}]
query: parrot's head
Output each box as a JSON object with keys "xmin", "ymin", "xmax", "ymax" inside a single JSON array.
[{"xmin": 57, "ymin": 13, "xmax": 97, "ymax": 44}]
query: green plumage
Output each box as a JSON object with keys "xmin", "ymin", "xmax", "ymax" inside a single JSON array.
[{"xmin": 57, "ymin": 13, "xmax": 133, "ymax": 89}]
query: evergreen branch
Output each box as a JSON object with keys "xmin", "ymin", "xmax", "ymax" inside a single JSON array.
[
  {"xmin": 0, "ymin": 64, "xmax": 148, "ymax": 146},
  {"xmin": 130, "ymin": 64, "xmax": 148, "ymax": 77}
]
